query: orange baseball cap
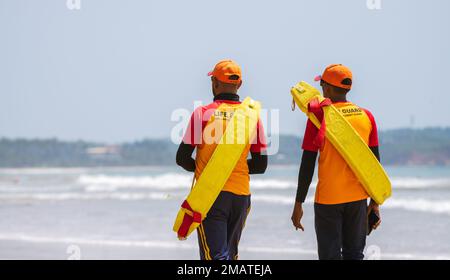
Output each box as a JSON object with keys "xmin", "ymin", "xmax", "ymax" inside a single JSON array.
[
  {"xmin": 315, "ymin": 64, "xmax": 353, "ymax": 90},
  {"xmin": 208, "ymin": 59, "xmax": 242, "ymax": 85}
]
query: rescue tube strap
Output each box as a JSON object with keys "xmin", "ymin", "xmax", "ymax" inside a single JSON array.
[
  {"xmin": 308, "ymin": 98, "xmax": 332, "ymax": 149},
  {"xmin": 177, "ymin": 200, "xmax": 202, "ymax": 238}
]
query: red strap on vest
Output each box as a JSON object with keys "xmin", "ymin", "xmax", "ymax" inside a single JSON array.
[
  {"xmin": 177, "ymin": 200, "xmax": 202, "ymax": 238},
  {"xmin": 308, "ymin": 98, "xmax": 332, "ymax": 149}
]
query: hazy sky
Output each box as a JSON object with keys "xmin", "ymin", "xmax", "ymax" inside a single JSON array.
[{"xmin": 1, "ymin": 0, "xmax": 449, "ymax": 142}]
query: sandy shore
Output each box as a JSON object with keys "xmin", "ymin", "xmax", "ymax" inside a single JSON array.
[{"xmin": 0, "ymin": 239, "xmax": 314, "ymax": 260}]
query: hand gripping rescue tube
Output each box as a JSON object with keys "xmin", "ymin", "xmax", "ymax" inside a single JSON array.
[
  {"xmin": 173, "ymin": 97, "xmax": 261, "ymax": 239},
  {"xmin": 291, "ymin": 81, "xmax": 392, "ymax": 205}
]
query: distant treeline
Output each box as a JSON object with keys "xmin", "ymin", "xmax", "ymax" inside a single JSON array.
[{"xmin": 1, "ymin": 128, "xmax": 449, "ymax": 167}]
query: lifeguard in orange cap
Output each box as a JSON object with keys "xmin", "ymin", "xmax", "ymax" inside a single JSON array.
[
  {"xmin": 176, "ymin": 60, "xmax": 268, "ymax": 260},
  {"xmin": 291, "ymin": 64, "xmax": 382, "ymax": 260}
]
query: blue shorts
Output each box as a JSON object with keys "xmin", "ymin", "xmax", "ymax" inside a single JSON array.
[{"xmin": 197, "ymin": 191, "xmax": 251, "ymax": 260}]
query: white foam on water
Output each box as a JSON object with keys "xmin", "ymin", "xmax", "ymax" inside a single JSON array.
[
  {"xmin": 0, "ymin": 168, "xmax": 88, "ymax": 175},
  {"xmin": 383, "ymin": 198, "xmax": 450, "ymax": 215},
  {"xmin": 78, "ymin": 173, "xmax": 193, "ymax": 191},
  {"xmin": 252, "ymin": 194, "xmax": 450, "ymax": 216},
  {"xmin": 0, "ymin": 185, "xmax": 77, "ymax": 193},
  {"xmin": 78, "ymin": 173, "xmax": 298, "ymax": 191},
  {"xmin": 2, "ymin": 190, "xmax": 450, "ymax": 217},
  {"xmin": 390, "ymin": 177, "xmax": 450, "ymax": 189},
  {"xmin": 75, "ymin": 173, "xmax": 450, "ymax": 191},
  {"xmin": 0, "ymin": 234, "xmax": 447, "ymax": 259},
  {"xmin": 251, "ymin": 179, "xmax": 297, "ymax": 189},
  {"xmin": 0, "ymin": 234, "xmax": 196, "ymax": 250},
  {"xmin": 0, "ymin": 192, "xmax": 173, "ymax": 201},
  {"xmin": 252, "ymin": 195, "xmax": 314, "ymax": 205}
]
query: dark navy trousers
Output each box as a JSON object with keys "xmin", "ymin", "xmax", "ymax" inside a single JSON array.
[
  {"xmin": 314, "ymin": 199, "xmax": 368, "ymax": 260},
  {"xmin": 197, "ymin": 191, "xmax": 251, "ymax": 260}
]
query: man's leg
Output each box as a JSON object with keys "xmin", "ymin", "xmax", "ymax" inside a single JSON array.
[
  {"xmin": 227, "ymin": 193, "xmax": 251, "ymax": 260},
  {"xmin": 342, "ymin": 199, "xmax": 367, "ymax": 260},
  {"xmin": 314, "ymin": 203, "xmax": 344, "ymax": 260},
  {"xmin": 197, "ymin": 192, "xmax": 231, "ymax": 260}
]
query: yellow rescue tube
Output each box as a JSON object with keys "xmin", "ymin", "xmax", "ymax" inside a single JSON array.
[
  {"xmin": 173, "ymin": 97, "xmax": 261, "ymax": 239},
  {"xmin": 291, "ymin": 81, "xmax": 392, "ymax": 205}
]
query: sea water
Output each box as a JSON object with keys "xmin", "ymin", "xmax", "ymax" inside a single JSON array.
[{"xmin": 0, "ymin": 165, "xmax": 449, "ymax": 260}]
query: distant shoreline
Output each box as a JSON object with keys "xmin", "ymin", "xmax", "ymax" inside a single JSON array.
[
  {"xmin": 1, "ymin": 128, "xmax": 450, "ymax": 167},
  {"xmin": 0, "ymin": 164, "xmax": 449, "ymax": 171}
]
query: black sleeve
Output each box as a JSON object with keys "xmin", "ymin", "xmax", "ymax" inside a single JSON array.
[
  {"xmin": 295, "ymin": 150, "xmax": 318, "ymax": 203},
  {"xmin": 370, "ymin": 146, "xmax": 380, "ymax": 162},
  {"xmin": 176, "ymin": 141, "xmax": 196, "ymax": 172},
  {"xmin": 247, "ymin": 152, "xmax": 268, "ymax": 175}
]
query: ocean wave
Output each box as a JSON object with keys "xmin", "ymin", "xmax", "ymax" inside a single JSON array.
[
  {"xmin": 78, "ymin": 173, "xmax": 193, "ymax": 191},
  {"xmin": 252, "ymin": 195, "xmax": 314, "ymax": 205},
  {"xmin": 390, "ymin": 177, "xmax": 450, "ymax": 189},
  {"xmin": 3, "ymin": 189, "xmax": 450, "ymax": 217},
  {"xmin": 77, "ymin": 173, "xmax": 450, "ymax": 191},
  {"xmin": 384, "ymin": 198, "xmax": 450, "ymax": 215},
  {"xmin": 261, "ymin": 196, "xmax": 450, "ymax": 216},
  {"xmin": 78, "ymin": 173, "xmax": 297, "ymax": 191},
  {"xmin": 252, "ymin": 195, "xmax": 450, "ymax": 216},
  {"xmin": 0, "ymin": 168, "xmax": 88, "ymax": 175},
  {"xmin": 0, "ymin": 234, "xmax": 197, "ymax": 250},
  {"xmin": 0, "ymin": 192, "xmax": 173, "ymax": 201},
  {"xmin": 0, "ymin": 192, "xmax": 301, "ymax": 204},
  {"xmin": 251, "ymin": 179, "xmax": 297, "ymax": 189}
]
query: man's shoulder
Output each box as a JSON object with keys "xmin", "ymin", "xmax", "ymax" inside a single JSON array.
[
  {"xmin": 353, "ymin": 105, "xmax": 377, "ymax": 128},
  {"xmin": 358, "ymin": 106, "xmax": 375, "ymax": 119},
  {"xmin": 193, "ymin": 102, "xmax": 219, "ymax": 114}
]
